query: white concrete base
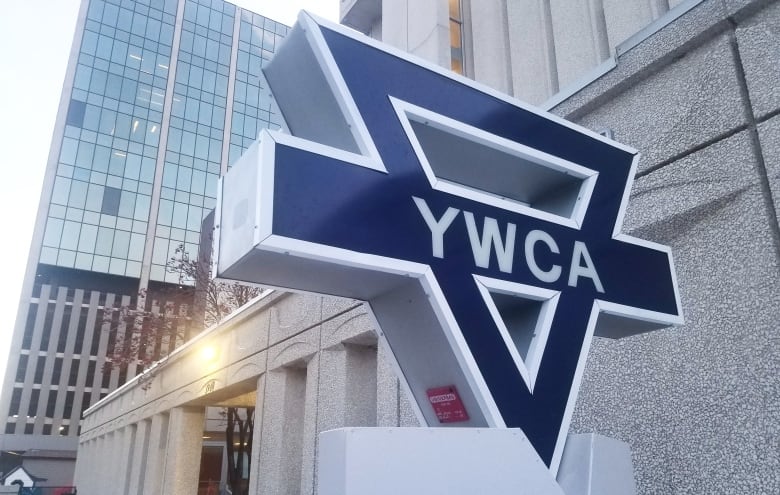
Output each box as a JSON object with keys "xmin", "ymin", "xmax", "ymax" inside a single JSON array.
[
  {"xmin": 317, "ymin": 427, "xmax": 565, "ymax": 495},
  {"xmin": 557, "ymin": 433, "xmax": 637, "ymax": 495}
]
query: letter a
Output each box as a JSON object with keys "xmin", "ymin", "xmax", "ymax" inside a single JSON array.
[{"xmin": 567, "ymin": 241, "xmax": 604, "ymax": 293}]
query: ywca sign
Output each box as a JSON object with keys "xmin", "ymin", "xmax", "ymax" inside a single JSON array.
[{"xmin": 215, "ymin": 13, "xmax": 683, "ymax": 473}]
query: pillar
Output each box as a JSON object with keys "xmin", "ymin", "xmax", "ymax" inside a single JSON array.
[
  {"xmin": 159, "ymin": 407, "xmax": 206, "ymax": 495},
  {"xmin": 116, "ymin": 424, "xmax": 136, "ymax": 495},
  {"xmin": 142, "ymin": 413, "xmax": 170, "ymax": 495},
  {"xmin": 127, "ymin": 419, "xmax": 150, "ymax": 495}
]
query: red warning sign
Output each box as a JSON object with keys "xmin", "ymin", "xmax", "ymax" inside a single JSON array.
[{"xmin": 426, "ymin": 386, "xmax": 469, "ymax": 423}]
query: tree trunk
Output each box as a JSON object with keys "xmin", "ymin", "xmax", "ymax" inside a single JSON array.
[{"xmin": 225, "ymin": 407, "xmax": 254, "ymax": 495}]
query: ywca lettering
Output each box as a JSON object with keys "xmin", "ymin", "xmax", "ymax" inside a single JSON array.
[{"xmin": 414, "ymin": 196, "xmax": 604, "ymax": 293}]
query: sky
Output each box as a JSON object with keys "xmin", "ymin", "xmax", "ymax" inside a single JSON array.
[{"xmin": 0, "ymin": 0, "xmax": 338, "ymax": 391}]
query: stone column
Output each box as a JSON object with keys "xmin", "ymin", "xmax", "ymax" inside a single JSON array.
[
  {"xmin": 468, "ymin": 0, "xmax": 512, "ymax": 93},
  {"xmin": 106, "ymin": 430, "xmax": 122, "ymax": 495},
  {"xmin": 256, "ymin": 367, "xmax": 308, "ymax": 495},
  {"xmin": 507, "ymin": 0, "xmax": 561, "ymax": 104},
  {"xmin": 92, "ymin": 434, "xmax": 108, "ymax": 494},
  {"xmin": 316, "ymin": 346, "xmax": 349, "ymax": 433},
  {"xmin": 127, "ymin": 420, "xmax": 150, "ymax": 495},
  {"xmin": 142, "ymin": 413, "xmax": 170, "ymax": 495},
  {"xmin": 299, "ymin": 356, "xmax": 321, "ymax": 495},
  {"xmin": 115, "ymin": 424, "xmax": 136, "ymax": 495},
  {"xmin": 382, "ymin": 0, "xmax": 450, "ymax": 68},
  {"xmin": 159, "ymin": 407, "xmax": 206, "ymax": 495},
  {"xmin": 247, "ymin": 374, "xmax": 266, "ymax": 495},
  {"xmin": 73, "ymin": 438, "xmax": 96, "ymax": 494},
  {"xmin": 549, "ymin": 0, "xmax": 610, "ymax": 88}
]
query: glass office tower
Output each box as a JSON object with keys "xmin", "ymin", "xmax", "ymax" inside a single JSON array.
[{"xmin": 0, "ymin": 0, "xmax": 288, "ymax": 463}]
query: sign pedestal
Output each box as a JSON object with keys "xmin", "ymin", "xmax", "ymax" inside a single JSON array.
[
  {"xmin": 557, "ymin": 433, "xmax": 637, "ymax": 495},
  {"xmin": 317, "ymin": 427, "xmax": 564, "ymax": 495},
  {"xmin": 317, "ymin": 428, "xmax": 637, "ymax": 495}
]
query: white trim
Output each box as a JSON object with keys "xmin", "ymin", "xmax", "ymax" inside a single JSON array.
[
  {"xmin": 541, "ymin": 0, "xmax": 707, "ymax": 111},
  {"xmin": 541, "ymin": 57, "xmax": 617, "ymax": 111},
  {"xmin": 473, "ymin": 276, "xmax": 560, "ymax": 392},
  {"xmin": 390, "ymin": 97, "xmax": 598, "ymax": 229},
  {"xmin": 256, "ymin": 131, "xmax": 277, "ymax": 244},
  {"xmin": 549, "ymin": 301, "xmax": 599, "ymax": 475},
  {"xmin": 297, "ymin": 13, "xmax": 387, "ymax": 173},
  {"xmin": 616, "ymin": 0, "xmax": 706, "ymax": 56}
]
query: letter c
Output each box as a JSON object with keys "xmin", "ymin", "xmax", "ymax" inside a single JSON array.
[{"xmin": 525, "ymin": 230, "xmax": 562, "ymax": 283}]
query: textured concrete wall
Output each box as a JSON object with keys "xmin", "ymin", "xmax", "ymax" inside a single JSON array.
[{"xmin": 552, "ymin": 1, "xmax": 780, "ymax": 493}]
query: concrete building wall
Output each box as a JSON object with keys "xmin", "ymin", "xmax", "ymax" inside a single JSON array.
[{"xmin": 549, "ymin": 1, "xmax": 780, "ymax": 492}]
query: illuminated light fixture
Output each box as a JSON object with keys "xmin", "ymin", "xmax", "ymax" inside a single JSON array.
[
  {"xmin": 132, "ymin": 120, "xmax": 139, "ymax": 133},
  {"xmin": 202, "ymin": 435, "xmax": 211, "ymax": 439},
  {"xmin": 151, "ymin": 125, "xmax": 157, "ymax": 133},
  {"xmin": 129, "ymin": 54, "xmax": 142, "ymax": 60},
  {"xmin": 114, "ymin": 151, "xmax": 126, "ymax": 157},
  {"xmin": 201, "ymin": 345, "xmax": 218, "ymax": 362},
  {"xmin": 158, "ymin": 64, "xmax": 169, "ymax": 69}
]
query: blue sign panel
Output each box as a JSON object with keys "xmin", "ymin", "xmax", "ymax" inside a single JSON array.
[{"xmin": 216, "ymin": 13, "xmax": 683, "ymax": 474}]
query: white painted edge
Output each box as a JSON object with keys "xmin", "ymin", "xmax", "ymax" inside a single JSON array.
[
  {"xmin": 389, "ymin": 97, "xmax": 598, "ymax": 230},
  {"xmin": 256, "ymin": 130, "xmax": 277, "ymax": 245},
  {"xmin": 298, "ymin": 12, "xmax": 387, "ymax": 173},
  {"xmin": 265, "ymin": 128, "xmax": 378, "ymax": 172},
  {"xmin": 549, "ymin": 301, "xmax": 598, "ymax": 475},
  {"xmin": 473, "ymin": 275, "xmax": 560, "ymax": 393}
]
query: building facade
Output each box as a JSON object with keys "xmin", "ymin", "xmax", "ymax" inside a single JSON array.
[
  {"xmin": 0, "ymin": 0, "xmax": 289, "ymax": 480},
  {"xmin": 74, "ymin": 1, "xmax": 780, "ymax": 494}
]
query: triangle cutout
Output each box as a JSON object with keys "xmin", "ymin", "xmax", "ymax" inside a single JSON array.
[{"xmin": 474, "ymin": 275, "xmax": 560, "ymax": 392}]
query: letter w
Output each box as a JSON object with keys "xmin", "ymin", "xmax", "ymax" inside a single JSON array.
[{"xmin": 463, "ymin": 212, "xmax": 516, "ymax": 273}]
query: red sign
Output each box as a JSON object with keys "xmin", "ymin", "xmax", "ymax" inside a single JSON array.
[{"xmin": 426, "ymin": 386, "xmax": 469, "ymax": 423}]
